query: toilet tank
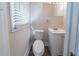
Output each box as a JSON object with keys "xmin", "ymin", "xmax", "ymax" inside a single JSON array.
[
  {"xmin": 48, "ymin": 28, "xmax": 65, "ymax": 56},
  {"xmin": 33, "ymin": 29, "xmax": 44, "ymax": 40}
]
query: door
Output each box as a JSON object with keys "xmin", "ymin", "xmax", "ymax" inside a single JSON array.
[{"xmin": 69, "ymin": 2, "xmax": 79, "ymax": 56}]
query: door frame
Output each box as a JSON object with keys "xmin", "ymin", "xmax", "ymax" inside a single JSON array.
[
  {"xmin": 0, "ymin": 3, "xmax": 10, "ymax": 56},
  {"xmin": 64, "ymin": 2, "xmax": 79, "ymax": 56},
  {"xmin": 63, "ymin": 2, "xmax": 73, "ymax": 56}
]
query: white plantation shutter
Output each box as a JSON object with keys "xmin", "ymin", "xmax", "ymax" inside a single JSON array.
[{"xmin": 10, "ymin": 2, "xmax": 29, "ymax": 31}]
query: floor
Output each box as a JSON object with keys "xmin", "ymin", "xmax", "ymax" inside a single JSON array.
[{"xmin": 28, "ymin": 46, "xmax": 51, "ymax": 56}]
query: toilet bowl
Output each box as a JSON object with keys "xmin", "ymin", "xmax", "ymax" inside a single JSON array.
[
  {"xmin": 33, "ymin": 29, "xmax": 44, "ymax": 56},
  {"xmin": 33, "ymin": 40, "xmax": 44, "ymax": 56}
]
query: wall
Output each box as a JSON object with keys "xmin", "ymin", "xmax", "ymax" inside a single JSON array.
[
  {"xmin": 42, "ymin": 3, "xmax": 65, "ymax": 16},
  {"xmin": 9, "ymin": 25, "xmax": 30, "ymax": 56},
  {"xmin": 7, "ymin": 3, "xmax": 30, "ymax": 56}
]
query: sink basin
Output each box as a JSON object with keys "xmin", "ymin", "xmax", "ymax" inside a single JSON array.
[{"xmin": 48, "ymin": 28, "xmax": 65, "ymax": 33}]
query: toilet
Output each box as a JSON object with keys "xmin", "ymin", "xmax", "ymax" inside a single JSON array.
[{"xmin": 33, "ymin": 30, "xmax": 44, "ymax": 56}]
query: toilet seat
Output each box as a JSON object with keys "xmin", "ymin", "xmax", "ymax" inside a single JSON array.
[{"xmin": 33, "ymin": 40, "xmax": 44, "ymax": 56}]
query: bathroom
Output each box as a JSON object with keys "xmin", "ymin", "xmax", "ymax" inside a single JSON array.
[{"xmin": 0, "ymin": 2, "xmax": 67, "ymax": 56}]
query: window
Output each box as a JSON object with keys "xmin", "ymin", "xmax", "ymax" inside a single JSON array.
[{"xmin": 10, "ymin": 2, "xmax": 29, "ymax": 32}]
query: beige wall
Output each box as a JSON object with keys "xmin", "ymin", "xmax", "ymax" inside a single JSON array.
[
  {"xmin": 9, "ymin": 25, "xmax": 30, "ymax": 56},
  {"xmin": 32, "ymin": 16, "xmax": 64, "ymax": 29},
  {"xmin": 48, "ymin": 16, "xmax": 64, "ymax": 28}
]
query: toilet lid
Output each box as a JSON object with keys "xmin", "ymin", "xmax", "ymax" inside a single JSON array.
[{"xmin": 33, "ymin": 40, "xmax": 44, "ymax": 53}]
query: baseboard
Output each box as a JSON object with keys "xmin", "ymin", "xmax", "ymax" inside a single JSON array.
[{"xmin": 44, "ymin": 42, "xmax": 48, "ymax": 46}]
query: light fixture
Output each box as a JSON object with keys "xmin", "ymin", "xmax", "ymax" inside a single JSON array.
[
  {"xmin": 48, "ymin": 2, "xmax": 52, "ymax": 4},
  {"xmin": 48, "ymin": 2, "xmax": 57, "ymax": 5}
]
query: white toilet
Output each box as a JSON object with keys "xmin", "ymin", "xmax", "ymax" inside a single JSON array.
[{"xmin": 33, "ymin": 30, "xmax": 44, "ymax": 56}]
